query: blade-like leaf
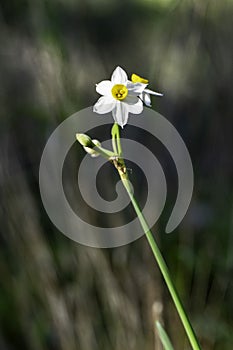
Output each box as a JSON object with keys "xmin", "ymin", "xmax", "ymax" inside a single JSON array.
[{"xmin": 156, "ymin": 321, "xmax": 175, "ymax": 350}]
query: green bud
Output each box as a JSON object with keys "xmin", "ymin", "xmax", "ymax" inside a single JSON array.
[
  {"xmin": 76, "ymin": 133, "xmax": 93, "ymax": 147},
  {"xmin": 92, "ymin": 139, "xmax": 101, "ymax": 147},
  {"xmin": 84, "ymin": 139, "xmax": 101, "ymax": 157}
]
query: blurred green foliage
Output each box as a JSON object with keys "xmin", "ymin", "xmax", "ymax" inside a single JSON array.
[{"xmin": 0, "ymin": 0, "xmax": 233, "ymax": 349}]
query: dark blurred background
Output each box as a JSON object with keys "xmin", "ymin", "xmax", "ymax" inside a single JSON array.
[{"xmin": 0, "ymin": 0, "xmax": 233, "ymax": 349}]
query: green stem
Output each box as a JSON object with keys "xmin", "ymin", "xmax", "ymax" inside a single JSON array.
[
  {"xmin": 116, "ymin": 126, "xmax": 122, "ymax": 156},
  {"xmin": 121, "ymin": 179, "xmax": 201, "ymax": 350},
  {"xmin": 110, "ymin": 123, "xmax": 201, "ymax": 350},
  {"xmin": 111, "ymin": 123, "xmax": 122, "ymax": 156},
  {"xmin": 93, "ymin": 145, "xmax": 116, "ymax": 159},
  {"xmin": 111, "ymin": 124, "xmax": 118, "ymax": 155}
]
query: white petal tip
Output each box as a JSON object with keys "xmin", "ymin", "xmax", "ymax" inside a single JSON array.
[{"xmin": 154, "ymin": 92, "xmax": 163, "ymax": 97}]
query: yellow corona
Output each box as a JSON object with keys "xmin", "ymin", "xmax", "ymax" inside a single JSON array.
[
  {"xmin": 131, "ymin": 73, "xmax": 149, "ymax": 84},
  {"xmin": 111, "ymin": 84, "xmax": 128, "ymax": 100}
]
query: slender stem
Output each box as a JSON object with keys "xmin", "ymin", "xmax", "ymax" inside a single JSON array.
[
  {"xmin": 110, "ymin": 123, "xmax": 201, "ymax": 350},
  {"xmin": 111, "ymin": 123, "xmax": 122, "ymax": 156},
  {"xmin": 116, "ymin": 126, "xmax": 122, "ymax": 156},
  {"xmin": 111, "ymin": 124, "xmax": 118, "ymax": 155},
  {"xmin": 93, "ymin": 144, "xmax": 116, "ymax": 159},
  {"xmin": 121, "ymin": 178, "xmax": 201, "ymax": 350}
]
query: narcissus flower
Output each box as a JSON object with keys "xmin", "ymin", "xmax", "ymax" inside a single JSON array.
[
  {"xmin": 131, "ymin": 73, "xmax": 163, "ymax": 107},
  {"xmin": 93, "ymin": 66, "xmax": 146, "ymax": 128}
]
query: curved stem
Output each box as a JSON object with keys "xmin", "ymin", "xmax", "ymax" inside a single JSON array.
[
  {"xmin": 110, "ymin": 123, "xmax": 201, "ymax": 349},
  {"xmin": 121, "ymin": 178, "xmax": 201, "ymax": 350}
]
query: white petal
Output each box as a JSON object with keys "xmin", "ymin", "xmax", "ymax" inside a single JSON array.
[
  {"xmin": 112, "ymin": 101, "xmax": 129, "ymax": 128},
  {"xmin": 142, "ymin": 92, "xmax": 152, "ymax": 107},
  {"xmin": 96, "ymin": 80, "xmax": 113, "ymax": 96},
  {"xmin": 126, "ymin": 81, "xmax": 147, "ymax": 95},
  {"xmin": 83, "ymin": 146, "xmax": 99, "ymax": 157},
  {"xmin": 144, "ymin": 88, "xmax": 163, "ymax": 96},
  {"xmin": 127, "ymin": 98, "xmax": 143, "ymax": 114},
  {"xmin": 123, "ymin": 95, "xmax": 138, "ymax": 105},
  {"xmin": 93, "ymin": 96, "xmax": 115, "ymax": 114},
  {"xmin": 111, "ymin": 66, "xmax": 128, "ymax": 84}
]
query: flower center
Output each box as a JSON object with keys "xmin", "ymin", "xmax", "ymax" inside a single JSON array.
[
  {"xmin": 111, "ymin": 84, "xmax": 128, "ymax": 100},
  {"xmin": 131, "ymin": 73, "xmax": 149, "ymax": 84}
]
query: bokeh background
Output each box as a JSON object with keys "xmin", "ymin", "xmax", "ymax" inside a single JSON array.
[{"xmin": 0, "ymin": 0, "xmax": 233, "ymax": 349}]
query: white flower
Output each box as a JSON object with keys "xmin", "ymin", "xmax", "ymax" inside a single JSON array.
[
  {"xmin": 131, "ymin": 73, "xmax": 163, "ymax": 107},
  {"xmin": 93, "ymin": 66, "xmax": 146, "ymax": 128}
]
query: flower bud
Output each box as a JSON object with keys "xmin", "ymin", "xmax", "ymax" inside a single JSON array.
[
  {"xmin": 76, "ymin": 133, "xmax": 93, "ymax": 147},
  {"xmin": 84, "ymin": 139, "xmax": 101, "ymax": 157}
]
